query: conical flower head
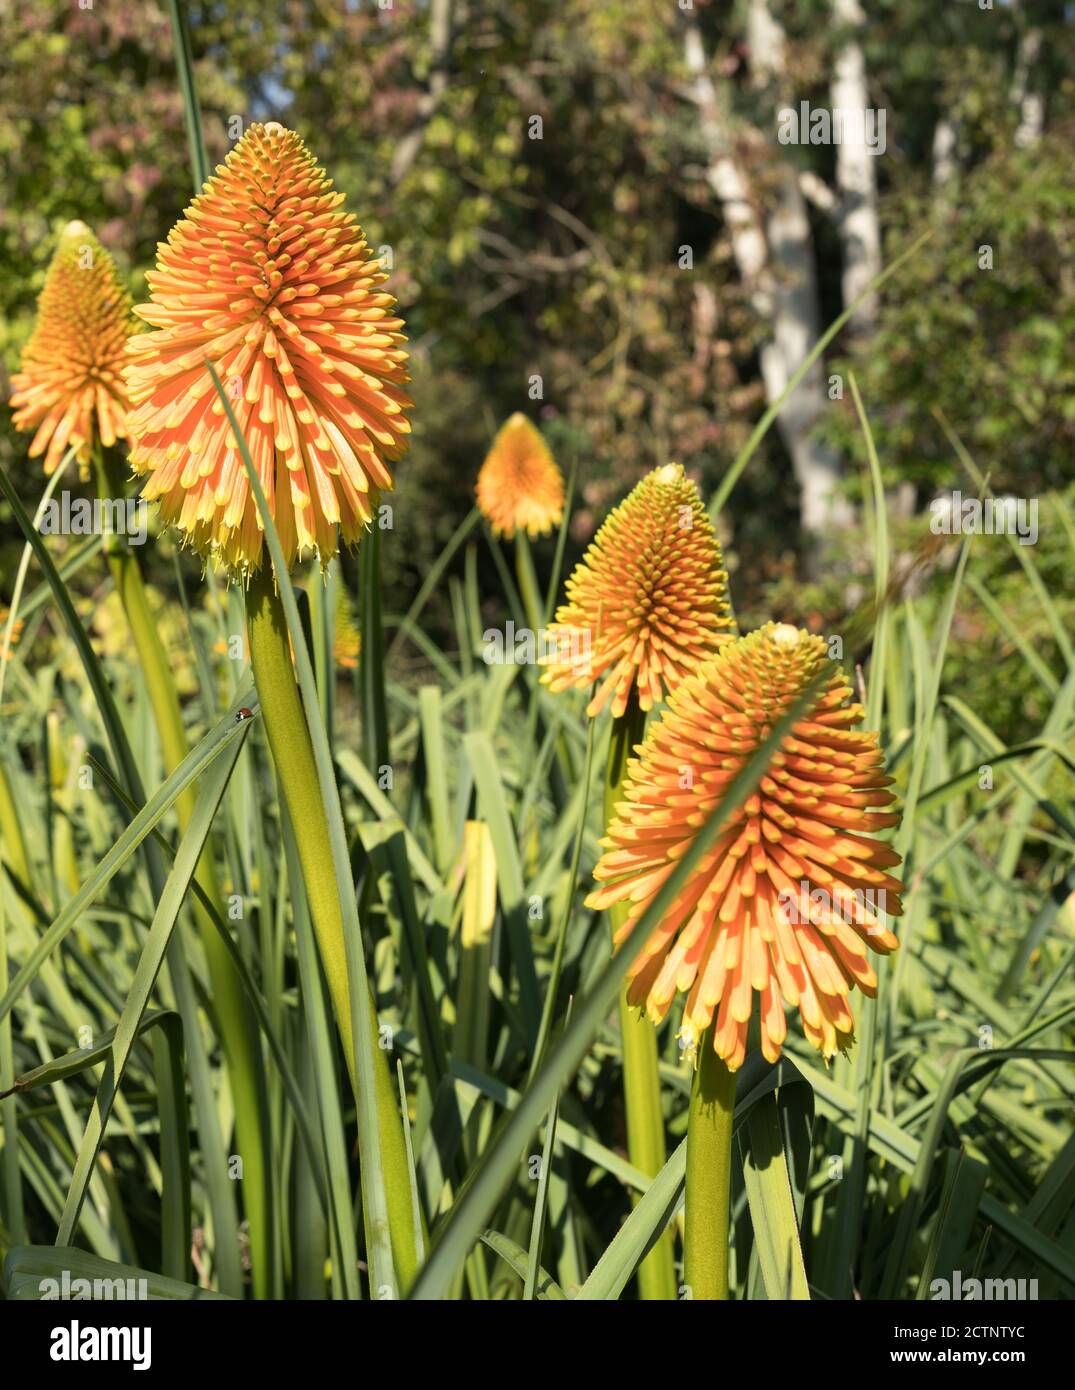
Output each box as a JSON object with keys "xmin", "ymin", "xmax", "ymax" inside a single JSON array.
[
  {"xmin": 0, "ymin": 607, "xmax": 23, "ymax": 661},
  {"xmin": 9, "ymin": 221, "xmax": 134, "ymax": 477},
  {"xmin": 476, "ymin": 413, "xmax": 564, "ymax": 539},
  {"xmin": 587, "ymin": 623, "xmax": 904, "ymax": 1071},
  {"xmin": 540, "ymin": 463, "xmax": 735, "ymax": 717},
  {"xmin": 124, "ymin": 122, "xmax": 411, "ymax": 574}
]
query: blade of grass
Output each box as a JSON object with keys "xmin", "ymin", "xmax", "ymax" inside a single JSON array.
[
  {"xmin": 418, "ymin": 685, "xmax": 453, "ymax": 876},
  {"xmin": 152, "ymin": 1023, "xmax": 191, "ymax": 1283},
  {"xmin": 0, "ymin": 873, "xmax": 25, "ymax": 1245},
  {"xmin": 966, "ymin": 573, "xmax": 1060, "ymax": 696},
  {"xmin": 82, "ymin": 749, "xmax": 328, "ymax": 1213},
  {"xmin": 464, "ymin": 730, "xmax": 541, "ymax": 1040},
  {"xmin": 55, "ymin": 722, "xmax": 247, "ymax": 1247},
  {"xmin": 832, "ymin": 371, "xmax": 889, "ymax": 1297},
  {"xmin": 542, "ymin": 455, "xmax": 576, "ymax": 625},
  {"xmin": 283, "ymin": 803, "xmax": 362, "ymax": 1301},
  {"xmin": 1, "ymin": 1009, "xmax": 179, "ymax": 1098},
  {"xmin": 708, "ymin": 230, "xmax": 933, "ymax": 519},
  {"xmin": 0, "ymin": 692, "xmax": 257, "ymax": 1025},
  {"xmin": 359, "ymin": 525, "xmax": 390, "ymax": 774},
  {"xmin": 479, "ymin": 1230, "xmax": 567, "ymax": 1300},
  {"xmin": 397, "ymin": 1059, "xmax": 426, "ymax": 1269},
  {"xmin": 0, "ymin": 449, "xmax": 74, "ymax": 717},
  {"xmin": 740, "ymin": 1089, "xmax": 810, "ymax": 1299},
  {"xmin": 880, "ymin": 1047, "xmax": 1075, "ymax": 1297},
  {"xmin": 386, "ymin": 507, "xmax": 480, "ymax": 662},
  {"xmin": 3, "ymin": 1246, "xmax": 231, "ymax": 1301},
  {"xmin": 0, "ymin": 463, "xmax": 151, "ymax": 822},
  {"xmin": 166, "ymin": 0, "xmax": 210, "ymax": 190},
  {"xmin": 523, "ymin": 1003, "xmax": 568, "ymax": 1300}
]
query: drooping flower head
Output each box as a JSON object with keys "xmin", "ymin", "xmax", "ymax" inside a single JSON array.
[
  {"xmin": 9, "ymin": 221, "xmax": 134, "ymax": 477},
  {"xmin": 124, "ymin": 122, "xmax": 411, "ymax": 574},
  {"xmin": 476, "ymin": 413, "xmax": 564, "ymax": 539},
  {"xmin": 541, "ymin": 463, "xmax": 735, "ymax": 718},
  {"xmin": 587, "ymin": 623, "xmax": 904, "ymax": 1071}
]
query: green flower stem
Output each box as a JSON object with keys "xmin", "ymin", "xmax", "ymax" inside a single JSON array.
[
  {"xmin": 514, "ymin": 531, "xmax": 544, "ymax": 635},
  {"xmin": 605, "ymin": 689, "xmax": 677, "ymax": 1301},
  {"xmin": 245, "ymin": 565, "xmax": 417, "ymax": 1290},
  {"xmin": 93, "ymin": 449, "xmax": 272, "ymax": 1297},
  {"xmin": 684, "ymin": 1026, "xmax": 736, "ymax": 1300},
  {"xmin": 517, "ymin": 530, "xmax": 577, "ymax": 795}
]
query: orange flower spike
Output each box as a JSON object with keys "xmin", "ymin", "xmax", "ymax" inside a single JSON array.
[
  {"xmin": 10, "ymin": 221, "xmax": 134, "ymax": 478},
  {"xmin": 0, "ymin": 608, "xmax": 23, "ymax": 661},
  {"xmin": 476, "ymin": 412, "xmax": 564, "ymax": 539},
  {"xmin": 334, "ymin": 586, "xmax": 361, "ymax": 670},
  {"xmin": 586, "ymin": 622, "xmax": 904, "ymax": 1072},
  {"xmin": 124, "ymin": 122, "xmax": 411, "ymax": 574},
  {"xmin": 541, "ymin": 463, "xmax": 735, "ymax": 718}
]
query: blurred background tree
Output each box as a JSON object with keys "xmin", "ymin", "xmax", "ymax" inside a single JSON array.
[{"xmin": 1, "ymin": 0, "xmax": 1071, "ymax": 693}]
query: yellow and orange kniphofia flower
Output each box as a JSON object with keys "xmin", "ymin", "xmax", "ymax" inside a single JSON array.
[
  {"xmin": 541, "ymin": 463, "xmax": 735, "ymax": 718},
  {"xmin": 10, "ymin": 221, "xmax": 134, "ymax": 477},
  {"xmin": 124, "ymin": 122, "xmax": 411, "ymax": 573},
  {"xmin": 476, "ymin": 413, "xmax": 564, "ymax": 539},
  {"xmin": 587, "ymin": 623, "xmax": 904, "ymax": 1070}
]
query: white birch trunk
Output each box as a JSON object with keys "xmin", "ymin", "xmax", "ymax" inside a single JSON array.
[
  {"xmin": 683, "ymin": 10, "xmax": 849, "ymax": 537},
  {"xmin": 1012, "ymin": 26, "xmax": 1044, "ymax": 148},
  {"xmin": 747, "ymin": 0, "xmax": 851, "ymax": 533},
  {"xmin": 830, "ymin": 0, "xmax": 882, "ymax": 335},
  {"xmin": 932, "ymin": 116, "xmax": 959, "ymax": 189}
]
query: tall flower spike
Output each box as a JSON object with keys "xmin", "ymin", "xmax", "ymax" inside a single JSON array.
[
  {"xmin": 124, "ymin": 122, "xmax": 411, "ymax": 574},
  {"xmin": 334, "ymin": 585, "xmax": 361, "ymax": 670},
  {"xmin": 476, "ymin": 412, "xmax": 564, "ymax": 539},
  {"xmin": 587, "ymin": 623, "xmax": 904, "ymax": 1071},
  {"xmin": 10, "ymin": 221, "xmax": 134, "ymax": 478},
  {"xmin": 541, "ymin": 463, "xmax": 735, "ymax": 717}
]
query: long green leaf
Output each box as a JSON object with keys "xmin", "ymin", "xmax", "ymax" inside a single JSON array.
[{"xmin": 55, "ymin": 725, "xmax": 247, "ymax": 1246}]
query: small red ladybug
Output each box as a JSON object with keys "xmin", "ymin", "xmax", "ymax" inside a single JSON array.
[{"xmin": 235, "ymin": 707, "xmax": 254, "ymax": 722}]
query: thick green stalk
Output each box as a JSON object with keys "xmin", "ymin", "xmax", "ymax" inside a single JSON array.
[
  {"xmin": 93, "ymin": 451, "xmax": 272, "ymax": 1297},
  {"xmin": 517, "ymin": 530, "xmax": 576, "ymax": 798},
  {"xmin": 683, "ymin": 1028, "xmax": 736, "ymax": 1300},
  {"xmin": 245, "ymin": 566, "xmax": 417, "ymax": 1290},
  {"xmin": 605, "ymin": 690, "xmax": 677, "ymax": 1300},
  {"xmin": 514, "ymin": 531, "xmax": 544, "ymax": 635}
]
